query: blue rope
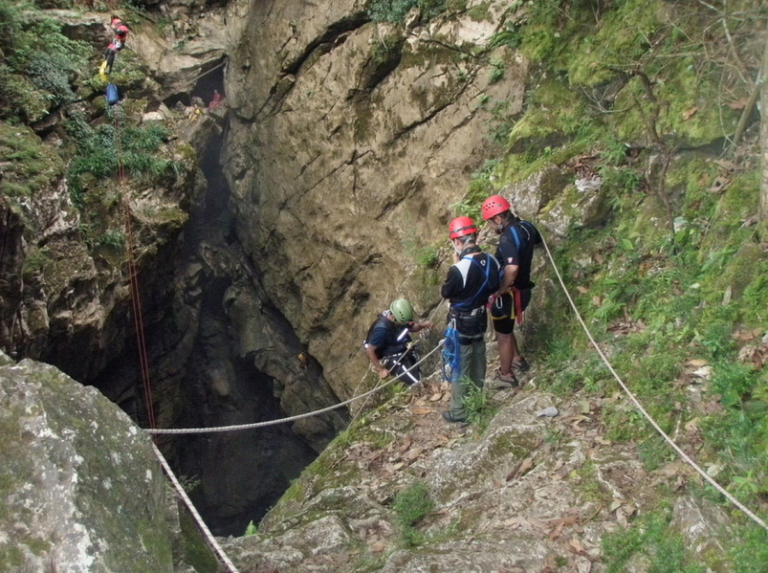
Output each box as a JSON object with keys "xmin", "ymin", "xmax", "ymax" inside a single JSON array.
[{"xmin": 442, "ymin": 321, "xmax": 461, "ymax": 382}]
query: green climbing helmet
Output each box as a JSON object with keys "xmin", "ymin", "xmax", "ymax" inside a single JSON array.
[{"xmin": 390, "ymin": 298, "xmax": 414, "ymax": 324}]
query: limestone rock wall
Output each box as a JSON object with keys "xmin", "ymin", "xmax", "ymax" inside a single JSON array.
[
  {"xmin": 0, "ymin": 351, "xmax": 173, "ymax": 572},
  {"xmin": 224, "ymin": 0, "xmax": 527, "ymax": 398}
]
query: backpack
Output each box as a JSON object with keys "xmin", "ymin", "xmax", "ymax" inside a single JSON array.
[{"xmin": 106, "ymin": 84, "xmax": 119, "ymax": 106}]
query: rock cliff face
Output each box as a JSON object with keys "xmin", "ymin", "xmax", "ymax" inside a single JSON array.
[
  {"xmin": 224, "ymin": 0, "xmax": 527, "ymax": 398},
  {"xmin": 1, "ymin": 0, "xmax": 351, "ymax": 536},
  {"xmin": 221, "ymin": 378, "xmax": 736, "ymax": 572},
  {"xmin": 0, "ymin": 351, "xmax": 173, "ymax": 572}
]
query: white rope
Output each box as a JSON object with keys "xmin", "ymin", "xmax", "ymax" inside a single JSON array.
[
  {"xmin": 147, "ymin": 340, "xmax": 444, "ymax": 435},
  {"xmin": 540, "ymin": 234, "xmax": 768, "ymax": 532},
  {"xmin": 152, "ymin": 443, "xmax": 241, "ymax": 573}
]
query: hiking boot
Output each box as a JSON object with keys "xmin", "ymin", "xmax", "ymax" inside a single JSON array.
[
  {"xmin": 442, "ymin": 410, "xmax": 468, "ymax": 424},
  {"xmin": 491, "ymin": 369, "xmax": 519, "ymax": 389},
  {"xmin": 512, "ymin": 357, "xmax": 530, "ymax": 373}
]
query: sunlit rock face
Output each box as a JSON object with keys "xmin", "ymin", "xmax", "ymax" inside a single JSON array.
[{"xmin": 224, "ymin": 0, "xmax": 527, "ymax": 399}]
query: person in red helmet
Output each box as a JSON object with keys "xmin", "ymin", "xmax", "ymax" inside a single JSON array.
[
  {"xmin": 440, "ymin": 216, "xmax": 500, "ymax": 423},
  {"xmin": 482, "ymin": 195, "xmax": 542, "ymax": 386},
  {"xmin": 110, "ymin": 16, "xmax": 129, "ymax": 48},
  {"xmin": 103, "ymin": 16, "xmax": 129, "ymax": 75}
]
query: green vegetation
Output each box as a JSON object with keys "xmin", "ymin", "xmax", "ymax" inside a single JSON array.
[
  {"xmin": 439, "ymin": 0, "xmax": 768, "ymax": 567},
  {"xmin": 602, "ymin": 509, "xmax": 706, "ymax": 573},
  {"xmin": 460, "ymin": 378, "xmax": 496, "ymax": 430},
  {"xmin": 392, "ymin": 480, "xmax": 435, "ymax": 546},
  {"xmin": 0, "ymin": 1, "xmax": 91, "ymax": 122},
  {"xmin": 368, "ymin": 0, "xmax": 465, "ymax": 23},
  {"xmin": 243, "ymin": 520, "xmax": 257, "ymax": 536},
  {"xmin": 0, "ymin": 123, "xmax": 65, "ymax": 199},
  {"xmin": 66, "ymin": 112, "xmax": 178, "ymax": 200}
]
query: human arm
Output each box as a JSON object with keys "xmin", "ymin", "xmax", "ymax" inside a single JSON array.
[
  {"xmin": 497, "ymin": 263, "xmax": 518, "ymax": 296},
  {"xmin": 409, "ymin": 320, "xmax": 433, "ymax": 333},
  {"xmin": 441, "ymin": 265, "xmax": 462, "ymax": 300},
  {"xmin": 495, "ymin": 233, "xmax": 519, "ymax": 296},
  {"xmin": 365, "ymin": 344, "xmax": 391, "ymax": 379}
]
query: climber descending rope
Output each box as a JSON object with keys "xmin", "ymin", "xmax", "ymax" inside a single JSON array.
[
  {"xmin": 98, "ymin": 16, "xmax": 128, "ymax": 103},
  {"xmin": 102, "ymin": 16, "xmax": 128, "ymax": 76}
]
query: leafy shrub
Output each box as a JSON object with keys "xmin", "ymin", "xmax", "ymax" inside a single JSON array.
[
  {"xmin": 602, "ymin": 510, "xmax": 705, "ymax": 573},
  {"xmin": 393, "ymin": 480, "xmax": 434, "ymax": 546},
  {"xmin": 98, "ymin": 229, "xmax": 126, "ymax": 250},
  {"xmin": 66, "ymin": 114, "xmax": 176, "ymax": 198},
  {"xmin": 461, "ymin": 378, "xmax": 495, "ymax": 429},
  {"xmin": 0, "ymin": 2, "xmax": 91, "ymax": 120},
  {"xmin": 368, "ymin": 0, "xmax": 455, "ymax": 23}
]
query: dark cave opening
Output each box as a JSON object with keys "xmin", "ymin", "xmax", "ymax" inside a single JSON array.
[{"xmin": 163, "ymin": 58, "xmax": 226, "ymax": 110}]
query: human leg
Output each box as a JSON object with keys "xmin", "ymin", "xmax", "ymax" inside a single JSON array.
[
  {"xmin": 468, "ymin": 338, "xmax": 486, "ymax": 389},
  {"xmin": 448, "ymin": 342, "xmax": 476, "ymax": 419},
  {"xmin": 491, "ymin": 292, "xmax": 517, "ymax": 376},
  {"xmin": 510, "ymin": 289, "xmax": 532, "ymax": 370}
]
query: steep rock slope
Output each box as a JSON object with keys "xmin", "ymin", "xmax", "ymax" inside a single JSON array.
[{"xmin": 224, "ymin": 0, "xmax": 527, "ymax": 398}]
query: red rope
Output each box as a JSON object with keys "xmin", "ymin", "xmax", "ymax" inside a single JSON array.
[{"xmin": 114, "ymin": 109, "xmax": 157, "ymax": 432}]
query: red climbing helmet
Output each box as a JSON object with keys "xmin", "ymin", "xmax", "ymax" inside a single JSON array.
[
  {"xmin": 481, "ymin": 195, "xmax": 511, "ymax": 220},
  {"xmin": 449, "ymin": 216, "xmax": 478, "ymax": 239}
]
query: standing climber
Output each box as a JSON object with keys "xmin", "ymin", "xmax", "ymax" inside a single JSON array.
[
  {"xmin": 482, "ymin": 194, "xmax": 542, "ymax": 387},
  {"xmin": 364, "ymin": 298, "xmax": 433, "ymax": 387},
  {"xmin": 440, "ymin": 216, "xmax": 500, "ymax": 423},
  {"xmin": 103, "ymin": 16, "xmax": 129, "ymax": 75}
]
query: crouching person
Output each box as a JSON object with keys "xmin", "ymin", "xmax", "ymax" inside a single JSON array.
[{"xmin": 364, "ymin": 298, "xmax": 433, "ymax": 387}]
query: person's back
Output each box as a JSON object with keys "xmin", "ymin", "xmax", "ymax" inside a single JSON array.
[
  {"xmin": 498, "ymin": 219, "xmax": 540, "ymax": 289},
  {"xmin": 365, "ymin": 312, "xmax": 411, "ymax": 359},
  {"xmin": 440, "ymin": 217, "xmax": 499, "ymax": 423}
]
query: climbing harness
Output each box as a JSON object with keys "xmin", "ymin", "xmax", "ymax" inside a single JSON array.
[
  {"xmin": 382, "ymin": 342, "xmax": 420, "ymax": 386},
  {"xmin": 452, "ymin": 253, "xmax": 494, "ymax": 312}
]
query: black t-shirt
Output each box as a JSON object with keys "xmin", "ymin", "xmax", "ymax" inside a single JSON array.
[
  {"xmin": 441, "ymin": 252, "xmax": 500, "ymax": 339},
  {"xmin": 495, "ymin": 220, "xmax": 541, "ymax": 289},
  {"xmin": 366, "ymin": 313, "xmax": 412, "ymax": 358},
  {"xmin": 441, "ymin": 252, "xmax": 500, "ymax": 309}
]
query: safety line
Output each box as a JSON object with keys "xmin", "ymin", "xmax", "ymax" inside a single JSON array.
[
  {"xmin": 539, "ymin": 234, "xmax": 768, "ymax": 532},
  {"xmin": 350, "ymin": 306, "xmax": 444, "ymax": 422},
  {"xmin": 147, "ymin": 339, "xmax": 444, "ymax": 435},
  {"xmin": 152, "ymin": 443, "xmax": 241, "ymax": 573},
  {"xmin": 113, "ymin": 106, "xmax": 157, "ymax": 432}
]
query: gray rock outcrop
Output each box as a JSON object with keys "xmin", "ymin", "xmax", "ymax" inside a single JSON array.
[{"xmin": 0, "ymin": 351, "xmax": 173, "ymax": 572}]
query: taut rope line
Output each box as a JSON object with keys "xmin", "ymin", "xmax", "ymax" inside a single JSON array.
[
  {"xmin": 539, "ymin": 233, "xmax": 768, "ymax": 532},
  {"xmin": 153, "ymin": 444, "xmax": 241, "ymax": 573},
  {"xmin": 147, "ymin": 339, "xmax": 445, "ymax": 435},
  {"xmin": 113, "ymin": 105, "xmax": 157, "ymax": 432}
]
